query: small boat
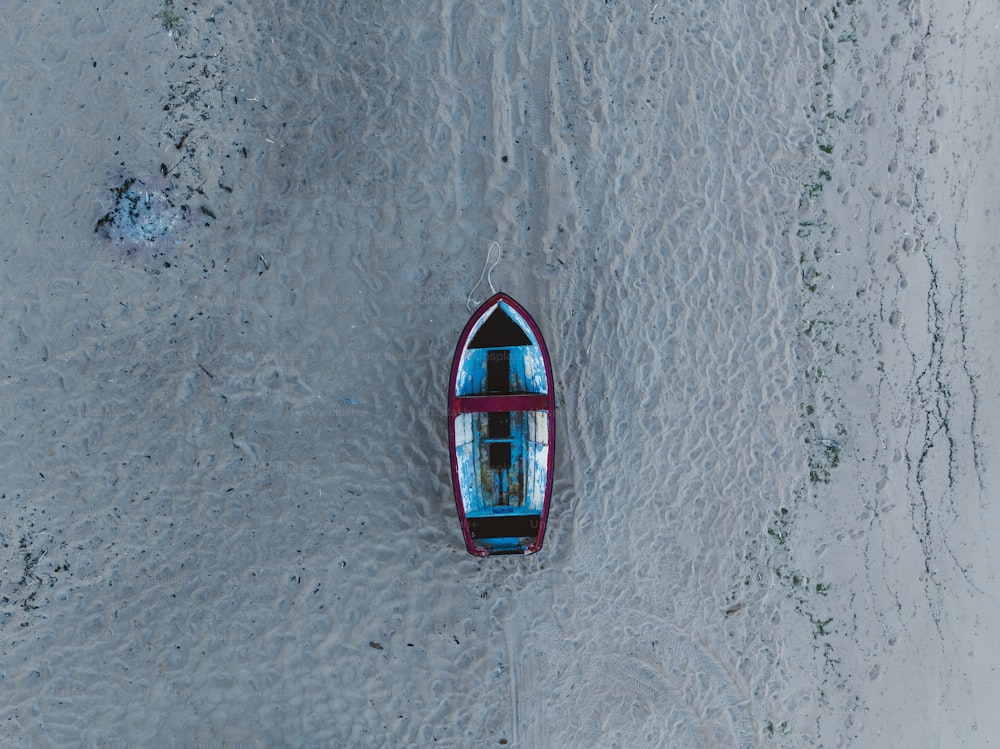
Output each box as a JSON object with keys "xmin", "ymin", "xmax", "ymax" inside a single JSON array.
[{"xmin": 448, "ymin": 292, "xmax": 555, "ymax": 556}]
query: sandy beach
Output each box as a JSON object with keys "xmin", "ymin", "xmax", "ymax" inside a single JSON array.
[{"xmin": 1, "ymin": 0, "xmax": 997, "ymax": 746}]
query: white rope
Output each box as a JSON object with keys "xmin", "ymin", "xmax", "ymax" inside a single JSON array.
[{"xmin": 465, "ymin": 241, "xmax": 502, "ymax": 310}]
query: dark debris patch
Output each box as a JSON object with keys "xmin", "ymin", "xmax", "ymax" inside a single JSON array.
[
  {"xmin": 94, "ymin": 176, "xmax": 180, "ymax": 256},
  {"xmin": 95, "ymin": 2, "xmax": 252, "ymax": 268}
]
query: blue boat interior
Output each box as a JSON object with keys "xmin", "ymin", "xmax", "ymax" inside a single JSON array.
[
  {"xmin": 455, "ymin": 304, "xmax": 547, "ymax": 399},
  {"xmin": 454, "ymin": 410, "xmax": 549, "ymax": 514}
]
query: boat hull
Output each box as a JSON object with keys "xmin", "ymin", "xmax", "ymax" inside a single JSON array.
[{"xmin": 448, "ymin": 293, "xmax": 555, "ymax": 556}]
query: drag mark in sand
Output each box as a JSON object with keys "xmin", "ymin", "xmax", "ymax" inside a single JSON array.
[{"xmin": 501, "ymin": 605, "xmax": 528, "ymax": 749}]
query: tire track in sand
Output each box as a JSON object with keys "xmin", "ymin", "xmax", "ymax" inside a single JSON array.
[{"xmin": 593, "ymin": 608, "xmax": 757, "ymax": 748}]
